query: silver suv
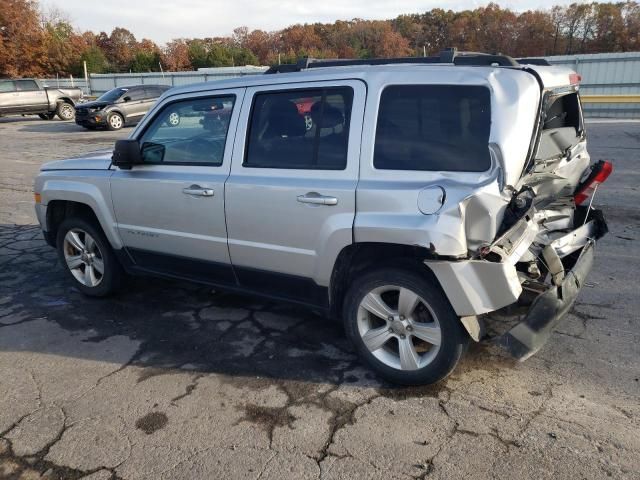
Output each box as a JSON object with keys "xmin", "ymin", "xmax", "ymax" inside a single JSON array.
[{"xmin": 34, "ymin": 50, "xmax": 610, "ymax": 385}]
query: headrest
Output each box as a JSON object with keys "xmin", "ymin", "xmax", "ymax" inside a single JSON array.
[
  {"xmin": 311, "ymin": 102, "xmax": 344, "ymax": 129},
  {"xmin": 265, "ymin": 99, "xmax": 307, "ymax": 137}
]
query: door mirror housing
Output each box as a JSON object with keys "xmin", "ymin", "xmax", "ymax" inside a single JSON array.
[
  {"xmin": 122, "ymin": 95, "xmax": 131, "ymax": 102},
  {"xmin": 112, "ymin": 139, "xmax": 142, "ymax": 170}
]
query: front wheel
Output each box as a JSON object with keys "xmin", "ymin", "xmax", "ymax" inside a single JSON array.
[
  {"xmin": 107, "ymin": 112, "xmax": 124, "ymax": 130},
  {"xmin": 56, "ymin": 217, "xmax": 123, "ymax": 297},
  {"xmin": 343, "ymin": 268, "xmax": 469, "ymax": 385},
  {"xmin": 56, "ymin": 102, "xmax": 75, "ymax": 121}
]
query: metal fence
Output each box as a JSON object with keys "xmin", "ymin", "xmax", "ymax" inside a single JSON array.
[
  {"xmin": 543, "ymin": 52, "xmax": 640, "ymax": 118},
  {"xmin": 87, "ymin": 66, "xmax": 268, "ymax": 96},
  {"xmin": 38, "ymin": 77, "xmax": 90, "ymax": 95},
  {"xmin": 46, "ymin": 54, "xmax": 639, "ymax": 118}
]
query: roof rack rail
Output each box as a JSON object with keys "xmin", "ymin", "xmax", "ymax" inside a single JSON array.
[
  {"xmin": 264, "ymin": 47, "xmax": 520, "ymax": 74},
  {"xmin": 516, "ymin": 58, "xmax": 552, "ymax": 66}
]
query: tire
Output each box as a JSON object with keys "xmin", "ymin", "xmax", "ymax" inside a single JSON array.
[
  {"xmin": 56, "ymin": 217, "xmax": 123, "ymax": 297},
  {"xmin": 343, "ymin": 268, "xmax": 469, "ymax": 385},
  {"xmin": 107, "ymin": 112, "xmax": 124, "ymax": 130},
  {"xmin": 39, "ymin": 112, "xmax": 55, "ymax": 120},
  {"xmin": 56, "ymin": 102, "xmax": 75, "ymax": 121}
]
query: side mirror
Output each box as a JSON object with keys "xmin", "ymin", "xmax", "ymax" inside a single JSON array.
[
  {"xmin": 112, "ymin": 139, "xmax": 142, "ymax": 170},
  {"xmin": 123, "ymin": 96, "xmax": 131, "ymax": 102}
]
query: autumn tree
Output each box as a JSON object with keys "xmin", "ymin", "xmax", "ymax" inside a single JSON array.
[
  {"xmin": 0, "ymin": 0, "xmax": 47, "ymax": 76},
  {"xmin": 161, "ymin": 39, "xmax": 190, "ymax": 71}
]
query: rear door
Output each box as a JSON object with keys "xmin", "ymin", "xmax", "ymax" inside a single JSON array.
[{"xmin": 225, "ymin": 80, "xmax": 365, "ymax": 305}]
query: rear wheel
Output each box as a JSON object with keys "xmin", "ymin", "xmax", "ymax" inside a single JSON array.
[
  {"xmin": 343, "ymin": 268, "xmax": 468, "ymax": 385},
  {"xmin": 107, "ymin": 112, "xmax": 124, "ymax": 130},
  {"xmin": 56, "ymin": 217, "xmax": 123, "ymax": 297},
  {"xmin": 56, "ymin": 102, "xmax": 75, "ymax": 121},
  {"xmin": 167, "ymin": 111, "xmax": 180, "ymax": 126}
]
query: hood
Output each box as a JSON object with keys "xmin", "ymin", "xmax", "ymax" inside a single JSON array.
[
  {"xmin": 41, "ymin": 150, "xmax": 113, "ymax": 171},
  {"xmin": 75, "ymin": 100, "xmax": 110, "ymax": 110}
]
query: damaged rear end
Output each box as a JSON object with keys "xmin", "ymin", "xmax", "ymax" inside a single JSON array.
[
  {"xmin": 426, "ymin": 67, "xmax": 612, "ymax": 360},
  {"xmin": 484, "ymin": 72, "xmax": 611, "ymax": 359}
]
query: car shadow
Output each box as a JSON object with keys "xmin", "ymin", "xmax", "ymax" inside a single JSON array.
[
  {"xmin": 0, "ymin": 224, "xmax": 383, "ymax": 390},
  {"xmin": 0, "ymin": 224, "xmax": 506, "ymax": 396}
]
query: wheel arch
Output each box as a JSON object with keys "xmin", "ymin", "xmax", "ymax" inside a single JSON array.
[
  {"xmin": 330, "ymin": 242, "xmax": 483, "ymax": 343},
  {"xmin": 41, "ymin": 182, "xmax": 122, "ymax": 250},
  {"xmin": 56, "ymin": 97, "xmax": 76, "ymax": 107},
  {"xmin": 329, "ymin": 242, "xmax": 446, "ymax": 318},
  {"xmin": 107, "ymin": 108, "xmax": 125, "ymax": 122}
]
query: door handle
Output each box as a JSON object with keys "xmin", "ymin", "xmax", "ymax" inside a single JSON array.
[
  {"xmin": 182, "ymin": 185, "xmax": 214, "ymax": 197},
  {"xmin": 297, "ymin": 192, "xmax": 338, "ymax": 206}
]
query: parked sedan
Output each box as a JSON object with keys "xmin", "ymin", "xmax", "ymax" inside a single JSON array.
[{"xmin": 75, "ymin": 85, "xmax": 171, "ymax": 130}]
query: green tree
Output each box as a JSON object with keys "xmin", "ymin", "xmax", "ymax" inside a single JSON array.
[{"xmin": 78, "ymin": 45, "xmax": 108, "ymax": 74}]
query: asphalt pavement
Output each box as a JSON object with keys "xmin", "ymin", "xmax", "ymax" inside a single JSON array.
[{"xmin": 0, "ymin": 116, "xmax": 638, "ymax": 479}]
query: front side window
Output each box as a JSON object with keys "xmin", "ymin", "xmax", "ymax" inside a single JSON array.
[
  {"xmin": 244, "ymin": 87, "xmax": 353, "ymax": 170},
  {"xmin": 15, "ymin": 80, "xmax": 39, "ymax": 91},
  {"xmin": 98, "ymin": 88, "xmax": 128, "ymax": 103},
  {"xmin": 374, "ymin": 85, "xmax": 491, "ymax": 172},
  {"xmin": 138, "ymin": 95, "xmax": 235, "ymax": 166}
]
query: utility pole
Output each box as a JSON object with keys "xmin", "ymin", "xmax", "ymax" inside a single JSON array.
[{"xmin": 83, "ymin": 60, "xmax": 89, "ymax": 94}]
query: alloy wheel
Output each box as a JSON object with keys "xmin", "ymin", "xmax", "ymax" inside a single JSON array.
[
  {"xmin": 356, "ymin": 285, "xmax": 442, "ymax": 371},
  {"xmin": 168, "ymin": 112, "xmax": 180, "ymax": 126},
  {"xmin": 63, "ymin": 229, "xmax": 104, "ymax": 287},
  {"xmin": 109, "ymin": 114, "xmax": 123, "ymax": 129},
  {"xmin": 59, "ymin": 103, "xmax": 75, "ymax": 120}
]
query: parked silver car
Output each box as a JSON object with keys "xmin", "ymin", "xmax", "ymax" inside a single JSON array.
[
  {"xmin": 33, "ymin": 50, "xmax": 611, "ymax": 385},
  {"xmin": 0, "ymin": 78, "xmax": 82, "ymax": 120}
]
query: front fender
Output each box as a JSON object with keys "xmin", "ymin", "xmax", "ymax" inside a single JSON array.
[{"xmin": 39, "ymin": 176, "xmax": 122, "ymax": 249}]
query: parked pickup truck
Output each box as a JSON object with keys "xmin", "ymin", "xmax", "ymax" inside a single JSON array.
[{"xmin": 0, "ymin": 78, "xmax": 83, "ymax": 120}]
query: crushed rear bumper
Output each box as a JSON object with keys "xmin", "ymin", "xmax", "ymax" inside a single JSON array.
[{"xmin": 500, "ymin": 239, "xmax": 595, "ymax": 360}]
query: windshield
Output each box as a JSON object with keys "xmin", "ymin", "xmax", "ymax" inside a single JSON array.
[{"xmin": 97, "ymin": 88, "xmax": 128, "ymax": 103}]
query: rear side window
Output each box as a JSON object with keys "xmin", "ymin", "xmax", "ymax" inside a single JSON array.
[
  {"xmin": 0, "ymin": 81, "xmax": 15, "ymax": 92},
  {"xmin": 15, "ymin": 80, "xmax": 39, "ymax": 91},
  {"xmin": 374, "ymin": 85, "xmax": 491, "ymax": 172},
  {"xmin": 126, "ymin": 88, "xmax": 145, "ymax": 101},
  {"xmin": 244, "ymin": 87, "xmax": 353, "ymax": 170}
]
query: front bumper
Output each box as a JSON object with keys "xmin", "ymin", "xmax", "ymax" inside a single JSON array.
[
  {"xmin": 500, "ymin": 240, "xmax": 596, "ymax": 360},
  {"xmin": 75, "ymin": 112, "xmax": 107, "ymax": 127}
]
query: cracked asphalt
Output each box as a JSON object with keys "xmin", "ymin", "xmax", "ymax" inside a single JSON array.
[{"xmin": 0, "ymin": 116, "xmax": 639, "ymax": 480}]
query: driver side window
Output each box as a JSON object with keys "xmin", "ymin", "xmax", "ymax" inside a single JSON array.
[{"xmin": 138, "ymin": 95, "xmax": 236, "ymax": 166}]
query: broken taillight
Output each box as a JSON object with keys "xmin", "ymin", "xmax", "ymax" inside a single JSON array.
[
  {"xmin": 569, "ymin": 73, "xmax": 582, "ymax": 85},
  {"xmin": 574, "ymin": 160, "xmax": 613, "ymax": 205}
]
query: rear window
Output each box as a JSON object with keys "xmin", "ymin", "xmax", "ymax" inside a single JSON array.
[{"xmin": 374, "ymin": 85, "xmax": 491, "ymax": 171}]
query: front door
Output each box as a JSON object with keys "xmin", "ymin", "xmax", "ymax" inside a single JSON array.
[
  {"xmin": 225, "ymin": 81, "xmax": 365, "ymax": 305},
  {"xmin": 110, "ymin": 89, "xmax": 244, "ymax": 283}
]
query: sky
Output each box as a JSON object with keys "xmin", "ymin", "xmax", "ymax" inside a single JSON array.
[{"xmin": 45, "ymin": 0, "xmax": 590, "ymax": 45}]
